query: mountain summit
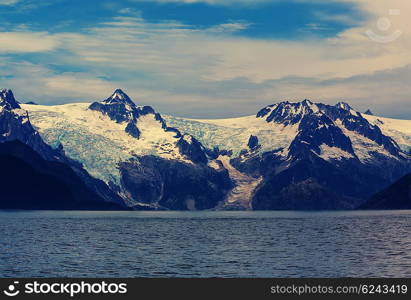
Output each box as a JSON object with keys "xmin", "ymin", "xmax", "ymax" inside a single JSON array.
[
  {"xmin": 257, "ymin": 99, "xmax": 320, "ymax": 126},
  {"xmin": 104, "ymin": 89, "xmax": 136, "ymax": 107},
  {"xmin": 89, "ymin": 89, "xmax": 139, "ymax": 124},
  {"xmin": 335, "ymin": 101, "xmax": 352, "ymax": 111},
  {"xmin": 0, "ymin": 89, "xmax": 20, "ymax": 110},
  {"xmin": 89, "ymin": 89, "xmax": 182, "ymax": 139}
]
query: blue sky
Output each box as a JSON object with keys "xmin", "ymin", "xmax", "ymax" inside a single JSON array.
[
  {"xmin": 0, "ymin": 0, "xmax": 410, "ymax": 118},
  {"xmin": 0, "ymin": 0, "xmax": 363, "ymax": 37}
]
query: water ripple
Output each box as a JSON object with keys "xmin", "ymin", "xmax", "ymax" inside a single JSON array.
[{"xmin": 0, "ymin": 210, "xmax": 410, "ymax": 278}]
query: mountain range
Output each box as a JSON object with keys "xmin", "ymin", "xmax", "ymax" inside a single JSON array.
[{"xmin": 1, "ymin": 88, "xmax": 411, "ymax": 210}]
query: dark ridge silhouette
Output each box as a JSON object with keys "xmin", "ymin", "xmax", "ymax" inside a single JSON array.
[
  {"xmin": 360, "ymin": 173, "xmax": 411, "ymax": 210},
  {"xmin": 0, "ymin": 140, "xmax": 128, "ymax": 210}
]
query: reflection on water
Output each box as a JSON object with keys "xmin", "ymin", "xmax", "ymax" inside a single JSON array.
[{"xmin": 0, "ymin": 210, "xmax": 410, "ymax": 278}]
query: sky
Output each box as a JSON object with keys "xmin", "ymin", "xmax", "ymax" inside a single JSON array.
[{"xmin": 0, "ymin": 0, "xmax": 410, "ymax": 119}]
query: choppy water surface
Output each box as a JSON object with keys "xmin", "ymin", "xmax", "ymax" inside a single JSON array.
[{"xmin": 0, "ymin": 210, "xmax": 410, "ymax": 277}]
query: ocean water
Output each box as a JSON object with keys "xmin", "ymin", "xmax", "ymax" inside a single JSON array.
[{"xmin": 0, "ymin": 210, "xmax": 410, "ymax": 278}]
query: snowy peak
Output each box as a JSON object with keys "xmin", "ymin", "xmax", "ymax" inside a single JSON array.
[
  {"xmin": 89, "ymin": 89, "xmax": 182, "ymax": 140},
  {"xmin": 0, "ymin": 89, "xmax": 65, "ymax": 163},
  {"xmin": 302, "ymin": 99, "xmax": 314, "ymax": 107},
  {"xmin": 257, "ymin": 99, "xmax": 359, "ymax": 127},
  {"xmin": 0, "ymin": 89, "xmax": 20, "ymax": 110},
  {"xmin": 93, "ymin": 90, "xmax": 208, "ymax": 164},
  {"xmin": 90, "ymin": 89, "xmax": 158, "ymax": 123},
  {"xmin": 257, "ymin": 99, "xmax": 319, "ymax": 126},
  {"xmin": 335, "ymin": 102, "xmax": 352, "ymax": 111},
  {"xmin": 104, "ymin": 89, "xmax": 136, "ymax": 107},
  {"xmin": 89, "ymin": 89, "xmax": 149, "ymax": 123},
  {"xmin": 253, "ymin": 99, "xmax": 405, "ymax": 161},
  {"xmin": 0, "ymin": 89, "xmax": 28, "ymax": 122}
]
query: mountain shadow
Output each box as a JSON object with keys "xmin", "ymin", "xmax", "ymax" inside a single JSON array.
[{"xmin": 0, "ymin": 140, "xmax": 127, "ymax": 210}]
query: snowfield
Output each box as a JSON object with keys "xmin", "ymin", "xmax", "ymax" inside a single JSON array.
[
  {"xmin": 364, "ymin": 114, "xmax": 411, "ymax": 153},
  {"xmin": 165, "ymin": 115, "xmax": 299, "ymax": 156}
]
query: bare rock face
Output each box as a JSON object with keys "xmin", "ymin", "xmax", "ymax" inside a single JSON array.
[
  {"xmin": 247, "ymin": 135, "xmax": 259, "ymax": 150},
  {"xmin": 120, "ymin": 156, "xmax": 233, "ymax": 210},
  {"xmin": 176, "ymin": 134, "xmax": 208, "ymax": 164}
]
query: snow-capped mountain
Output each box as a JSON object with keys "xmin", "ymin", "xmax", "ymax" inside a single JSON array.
[
  {"xmin": 166, "ymin": 98, "xmax": 411, "ymax": 210},
  {"xmin": 21, "ymin": 89, "xmax": 232, "ymax": 210},
  {"xmin": 89, "ymin": 89, "xmax": 181, "ymax": 139},
  {"xmin": 0, "ymin": 89, "xmax": 20, "ymax": 110},
  {"xmin": 12, "ymin": 88, "xmax": 411, "ymax": 210},
  {"xmin": 0, "ymin": 89, "xmax": 126, "ymax": 210}
]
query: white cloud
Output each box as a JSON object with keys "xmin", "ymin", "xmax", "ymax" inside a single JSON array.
[
  {"xmin": 0, "ymin": 61, "xmax": 117, "ymax": 102},
  {"xmin": 0, "ymin": 32, "xmax": 59, "ymax": 53},
  {"xmin": 43, "ymin": 1, "xmax": 411, "ymax": 85},
  {"xmin": 44, "ymin": 75, "xmax": 117, "ymax": 98},
  {"xmin": 0, "ymin": 0, "xmax": 20, "ymax": 5}
]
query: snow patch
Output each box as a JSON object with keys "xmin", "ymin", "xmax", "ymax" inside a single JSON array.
[
  {"xmin": 319, "ymin": 144, "xmax": 354, "ymax": 161},
  {"xmin": 182, "ymin": 134, "xmax": 193, "ymax": 144},
  {"xmin": 364, "ymin": 114, "xmax": 411, "ymax": 152}
]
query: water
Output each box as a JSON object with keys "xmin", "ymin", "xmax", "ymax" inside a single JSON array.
[{"xmin": 0, "ymin": 210, "xmax": 410, "ymax": 278}]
